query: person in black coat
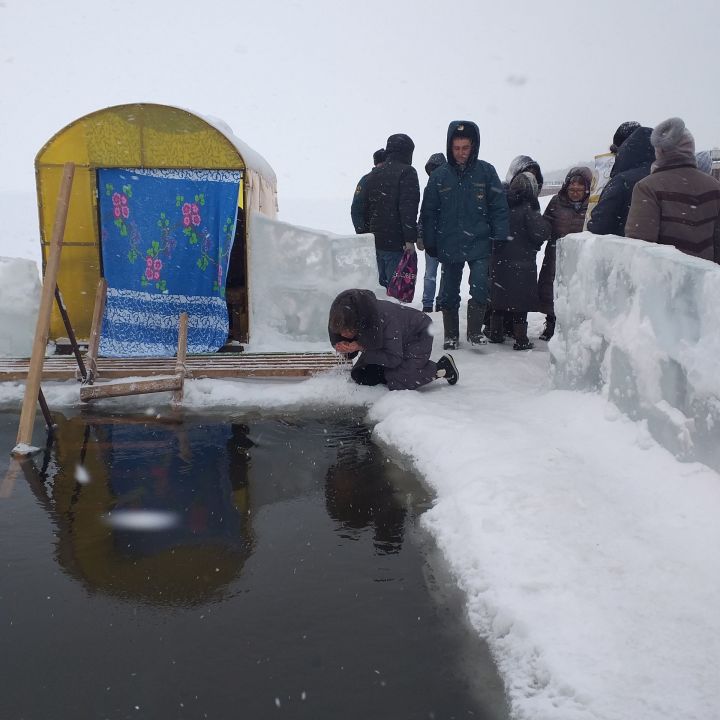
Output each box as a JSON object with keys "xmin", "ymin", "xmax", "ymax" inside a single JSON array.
[
  {"xmin": 328, "ymin": 289, "xmax": 458, "ymax": 389},
  {"xmin": 351, "ymin": 135, "xmax": 420, "ymax": 288},
  {"xmin": 351, "ymin": 148, "xmax": 385, "ymax": 233},
  {"xmin": 490, "ymin": 154, "xmax": 545, "ymax": 337},
  {"xmin": 587, "ymin": 126, "xmax": 654, "ymax": 236},
  {"xmin": 488, "ymin": 173, "xmax": 551, "ymax": 350}
]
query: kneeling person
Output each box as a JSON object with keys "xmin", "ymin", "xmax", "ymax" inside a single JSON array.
[{"xmin": 329, "ymin": 289, "xmax": 458, "ymax": 388}]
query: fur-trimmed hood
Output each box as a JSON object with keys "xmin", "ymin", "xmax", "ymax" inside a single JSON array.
[
  {"xmin": 559, "ymin": 166, "xmax": 592, "ymax": 200},
  {"xmin": 507, "ymin": 172, "xmax": 538, "ymax": 207},
  {"xmin": 505, "ymin": 155, "xmax": 544, "ymax": 192}
]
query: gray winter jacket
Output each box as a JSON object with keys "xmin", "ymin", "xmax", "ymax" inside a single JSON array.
[{"xmin": 328, "ymin": 289, "xmax": 437, "ymax": 390}]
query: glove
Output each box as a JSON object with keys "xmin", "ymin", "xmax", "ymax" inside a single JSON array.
[
  {"xmin": 404, "ymin": 242, "xmax": 416, "ymax": 253},
  {"xmin": 416, "ymin": 238, "xmax": 425, "ymax": 251}
]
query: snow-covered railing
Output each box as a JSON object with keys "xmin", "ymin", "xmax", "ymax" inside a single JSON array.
[{"xmin": 551, "ymin": 232, "xmax": 720, "ymax": 470}]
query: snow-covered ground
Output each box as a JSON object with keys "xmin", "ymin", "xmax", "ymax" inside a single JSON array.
[{"xmin": 1, "ymin": 195, "xmax": 719, "ymax": 719}]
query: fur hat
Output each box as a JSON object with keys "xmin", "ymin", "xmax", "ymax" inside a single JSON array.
[
  {"xmin": 610, "ymin": 121, "xmax": 640, "ymax": 154},
  {"xmin": 651, "ymin": 117, "xmax": 696, "ymax": 165}
]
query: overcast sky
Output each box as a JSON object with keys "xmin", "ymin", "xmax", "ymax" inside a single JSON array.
[{"xmin": 2, "ymin": 0, "xmax": 719, "ymax": 230}]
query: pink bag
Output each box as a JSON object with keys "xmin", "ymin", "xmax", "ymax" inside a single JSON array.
[{"xmin": 386, "ymin": 249, "xmax": 417, "ymax": 303}]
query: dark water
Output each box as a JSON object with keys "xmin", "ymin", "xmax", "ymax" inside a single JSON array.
[{"xmin": 0, "ymin": 409, "xmax": 508, "ymax": 720}]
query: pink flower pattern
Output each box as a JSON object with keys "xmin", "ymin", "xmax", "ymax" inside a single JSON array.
[
  {"xmin": 145, "ymin": 255, "xmax": 163, "ymax": 281},
  {"xmin": 112, "ymin": 192, "xmax": 130, "ymax": 219},
  {"xmin": 182, "ymin": 202, "xmax": 201, "ymax": 227}
]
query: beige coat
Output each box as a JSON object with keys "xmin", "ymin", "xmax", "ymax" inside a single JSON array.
[{"xmin": 625, "ymin": 163, "xmax": 720, "ymax": 263}]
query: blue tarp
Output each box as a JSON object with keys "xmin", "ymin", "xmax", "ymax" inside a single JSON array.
[{"xmin": 97, "ymin": 168, "xmax": 241, "ymax": 356}]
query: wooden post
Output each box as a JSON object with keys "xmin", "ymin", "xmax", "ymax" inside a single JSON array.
[
  {"xmin": 84, "ymin": 278, "xmax": 107, "ymax": 384},
  {"xmin": 172, "ymin": 312, "xmax": 188, "ymax": 407},
  {"xmin": 79, "ymin": 375, "xmax": 183, "ymax": 402},
  {"xmin": 13, "ymin": 163, "xmax": 75, "ymax": 455},
  {"xmin": 55, "ymin": 285, "xmax": 87, "ymax": 381},
  {"xmin": 79, "ymin": 313, "xmax": 188, "ymax": 404}
]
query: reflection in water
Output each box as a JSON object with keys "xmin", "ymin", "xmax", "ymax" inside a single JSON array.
[
  {"xmin": 18, "ymin": 413, "xmax": 420, "ymax": 606},
  {"xmin": 2, "ymin": 410, "xmax": 510, "ymax": 720},
  {"xmin": 19, "ymin": 414, "xmax": 254, "ymax": 607},
  {"xmin": 325, "ymin": 430, "xmax": 408, "ymax": 555}
]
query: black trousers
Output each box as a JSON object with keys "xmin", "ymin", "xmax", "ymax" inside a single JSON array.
[{"xmin": 351, "ymin": 363, "xmax": 387, "ymax": 386}]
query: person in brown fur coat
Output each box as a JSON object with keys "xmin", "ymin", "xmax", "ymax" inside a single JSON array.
[{"xmin": 625, "ymin": 117, "xmax": 720, "ymax": 264}]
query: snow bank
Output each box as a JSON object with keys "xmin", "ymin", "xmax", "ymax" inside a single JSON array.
[
  {"xmin": 247, "ymin": 213, "xmax": 383, "ymax": 351},
  {"xmin": 0, "ymin": 256, "xmax": 41, "ymax": 357},
  {"xmin": 551, "ymin": 232, "xmax": 720, "ymax": 470}
]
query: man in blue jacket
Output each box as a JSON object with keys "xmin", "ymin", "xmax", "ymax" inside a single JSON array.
[{"xmin": 421, "ymin": 121, "xmax": 509, "ymax": 349}]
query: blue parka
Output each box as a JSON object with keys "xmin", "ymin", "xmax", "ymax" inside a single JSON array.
[{"xmin": 420, "ymin": 121, "xmax": 509, "ymax": 263}]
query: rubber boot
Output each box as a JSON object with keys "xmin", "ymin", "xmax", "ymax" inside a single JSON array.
[
  {"xmin": 467, "ymin": 300, "xmax": 488, "ymax": 345},
  {"xmin": 442, "ymin": 308, "xmax": 459, "ymax": 350},
  {"xmin": 487, "ymin": 311, "xmax": 505, "ymax": 343},
  {"xmin": 512, "ymin": 322, "xmax": 534, "ymax": 351},
  {"xmin": 539, "ymin": 315, "xmax": 556, "ymax": 342}
]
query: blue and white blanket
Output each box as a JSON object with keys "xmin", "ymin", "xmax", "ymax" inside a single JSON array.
[{"xmin": 98, "ymin": 168, "xmax": 241, "ymax": 356}]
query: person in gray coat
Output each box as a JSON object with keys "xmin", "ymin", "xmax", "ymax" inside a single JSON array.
[{"xmin": 328, "ymin": 289, "xmax": 458, "ymax": 389}]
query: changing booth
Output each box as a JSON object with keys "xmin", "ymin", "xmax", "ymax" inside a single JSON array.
[{"xmin": 35, "ymin": 103, "xmax": 278, "ymax": 347}]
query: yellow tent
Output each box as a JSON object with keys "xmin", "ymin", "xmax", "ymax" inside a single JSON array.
[{"xmin": 36, "ymin": 103, "xmax": 277, "ymax": 344}]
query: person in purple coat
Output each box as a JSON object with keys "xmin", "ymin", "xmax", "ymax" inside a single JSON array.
[{"xmin": 328, "ymin": 289, "xmax": 458, "ymax": 389}]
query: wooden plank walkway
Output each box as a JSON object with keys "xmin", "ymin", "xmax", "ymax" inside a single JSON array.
[{"xmin": 0, "ymin": 352, "xmax": 348, "ymax": 382}]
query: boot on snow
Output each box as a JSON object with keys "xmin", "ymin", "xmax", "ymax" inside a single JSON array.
[
  {"xmin": 539, "ymin": 315, "xmax": 555, "ymax": 342},
  {"xmin": 442, "ymin": 308, "xmax": 459, "ymax": 350},
  {"xmin": 467, "ymin": 300, "xmax": 488, "ymax": 345},
  {"xmin": 436, "ymin": 354, "xmax": 459, "ymax": 385},
  {"xmin": 486, "ymin": 311, "xmax": 505, "ymax": 344},
  {"xmin": 512, "ymin": 322, "xmax": 534, "ymax": 351}
]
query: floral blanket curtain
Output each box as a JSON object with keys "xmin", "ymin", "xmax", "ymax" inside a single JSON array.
[{"xmin": 97, "ymin": 168, "xmax": 241, "ymax": 357}]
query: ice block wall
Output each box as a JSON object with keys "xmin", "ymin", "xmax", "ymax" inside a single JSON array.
[
  {"xmin": 551, "ymin": 232, "xmax": 720, "ymax": 469},
  {"xmin": 247, "ymin": 213, "xmax": 383, "ymax": 351}
]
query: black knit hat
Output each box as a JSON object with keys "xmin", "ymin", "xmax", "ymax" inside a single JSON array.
[
  {"xmin": 373, "ymin": 148, "xmax": 386, "ymax": 165},
  {"xmin": 610, "ymin": 121, "xmax": 641, "ymax": 153}
]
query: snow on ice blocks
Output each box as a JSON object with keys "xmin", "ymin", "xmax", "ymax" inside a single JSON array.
[
  {"xmin": 247, "ymin": 214, "xmax": 383, "ymax": 351},
  {"xmin": 551, "ymin": 231, "xmax": 720, "ymax": 468},
  {"xmin": 0, "ymin": 257, "xmax": 41, "ymax": 358}
]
